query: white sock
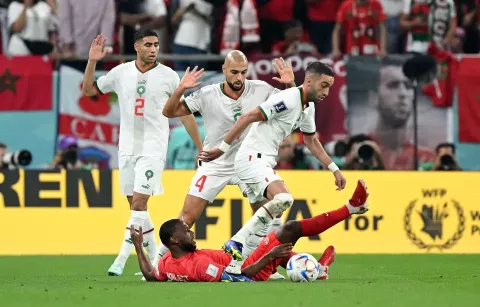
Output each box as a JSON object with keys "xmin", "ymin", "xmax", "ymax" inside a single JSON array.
[
  {"xmin": 143, "ymin": 212, "xmax": 157, "ymax": 264},
  {"xmin": 153, "ymin": 244, "xmax": 170, "ymax": 267},
  {"xmin": 243, "ymin": 223, "xmax": 270, "ymax": 257},
  {"xmin": 113, "ymin": 210, "xmax": 148, "ymax": 268},
  {"xmin": 231, "ymin": 200, "xmax": 280, "ymax": 245}
]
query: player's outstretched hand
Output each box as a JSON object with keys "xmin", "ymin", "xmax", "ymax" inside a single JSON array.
[
  {"xmin": 89, "ymin": 34, "xmax": 110, "ymax": 62},
  {"xmin": 272, "ymin": 57, "xmax": 295, "ymax": 85},
  {"xmin": 198, "ymin": 148, "xmax": 224, "ymax": 162},
  {"xmin": 130, "ymin": 225, "xmax": 143, "ymax": 247},
  {"xmin": 180, "ymin": 66, "xmax": 205, "ymax": 90},
  {"xmin": 269, "ymin": 243, "xmax": 293, "ymax": 259},
  {"xmin": 334, "ymin": 170, "xmax": 346, "ymax": 191}
]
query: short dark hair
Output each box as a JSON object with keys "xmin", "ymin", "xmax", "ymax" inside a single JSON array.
[
  {"xmin": 285, "ymin": 20, "xmax": 303, "ymax": 31},
  {"xmin": 0, "ymin": 142, "xmax": 6, "ymax": 149},
  {"xmin": 134, "ymin": 29, "xmax": 158, "ymax": 42},
  {"xmin": 305, "ymin": 62, "xmax": 334, "ymax": 77},
  {"xmin": 436, "ymin": 142, "xmax": 456, "ymax": 154},
  {"xmin": 159, "ymin": 219, "xmax": 181, "ymax": 247}
]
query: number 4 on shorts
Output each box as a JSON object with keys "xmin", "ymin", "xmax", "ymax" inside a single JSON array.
[{"xmin": 195, "ymin": 175, "xmax": 207, "ymax": 192}]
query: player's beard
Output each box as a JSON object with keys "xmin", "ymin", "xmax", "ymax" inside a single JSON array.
[
  {"xmin": 226, "ymin": 80, "xmax": 244, "ymax": 92},
  {"xmin": 306, "ymin": 88, "xmax": 318, "ymax": 103},
  {"xmin": 183, "ymin": 242, "xmax": 197, "ymax": 252}
]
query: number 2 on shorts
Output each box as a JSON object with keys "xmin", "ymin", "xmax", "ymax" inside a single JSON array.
[
  {"xmin": 195, "ymin": 175, "xmax": 207, "ymax": 192},
  {"xmin": 135, "ymin": 98, "xmax": 145, "ymax": 116}
]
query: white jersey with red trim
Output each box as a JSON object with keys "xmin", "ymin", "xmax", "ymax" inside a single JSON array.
[
  {"xmin": 184, "ymin": 80, "xmax": 280, "ymax": 175},
  {"xmin": 95, "ymin": 60, "xmax": 179, "ymax": 157},
  {"xmin": 239, "ymin": 86, "xmax": 316, "ymax": 158}
]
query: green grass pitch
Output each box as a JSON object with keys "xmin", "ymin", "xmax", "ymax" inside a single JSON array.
[{"xmin": 1, "ymin": 255, "xmax": 479, "ymax": 307}]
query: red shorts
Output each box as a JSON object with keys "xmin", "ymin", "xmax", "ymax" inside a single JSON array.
[{"xmin": 243, "ymin": 231, "xmax": 296, "ymax": 281}]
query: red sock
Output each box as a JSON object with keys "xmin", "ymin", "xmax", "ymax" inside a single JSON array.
[{"xmin": 300, "ymin": 206, "xmax": 350, "ymax": 237}]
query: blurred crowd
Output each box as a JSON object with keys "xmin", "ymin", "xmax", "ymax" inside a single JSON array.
[
  {"xmin": 0, "ymin": 0, "xmax": 468, "ymax": 171},
  {"xmin": 0, "ymin": 0, "xmax": 479, "ymax": 61}
]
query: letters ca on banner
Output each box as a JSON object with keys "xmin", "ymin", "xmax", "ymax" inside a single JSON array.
[{"xmin": 1, "ymin": 171, "xmax": 479, "ymax": 255}]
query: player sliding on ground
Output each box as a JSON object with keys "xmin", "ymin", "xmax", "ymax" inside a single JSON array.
[
  {"xmin": 131, "ymin": 179, "xmax": 369, "ymax": 282},
  {"xmin": 157, "ymin": 51, "xmax": 296, "ymax": 280},
  {"xmin": 199, "ymin": 61, "xmax": 346, "ymax": 274}
]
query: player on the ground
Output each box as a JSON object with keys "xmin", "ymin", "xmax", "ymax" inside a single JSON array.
[
  {"xmin": 199, "ymin": 61, "xmax": 346, "ymax": 274},
  {"xmin": 131, "ymin": 179, "xmax": 369, "ymax": 282},
  {"xmin": 156, "ymin": 51, "xmax": 296, "ymax": 279},
  {"xmin": 81, "ymin": 30, "xmax": 203, "ymax": 276}
]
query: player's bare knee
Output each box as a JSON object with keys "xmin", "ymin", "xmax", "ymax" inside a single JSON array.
[
  {"xmin": 277, "ymin": 220, "xmax": 301, "ymax": 243},
  {"xmin": 251, "ymin": 199, "xmax": 267, "ymax": 212},
  {"xmin": 131, "ymin": 197, "xmax": 148, "ymax": 211}
]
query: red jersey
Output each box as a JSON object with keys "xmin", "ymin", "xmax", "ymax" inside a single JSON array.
[
  {"xmin": 155, "ymin": 249, "xmax": 231, "ymax": 282},
  {"xmin": 308, "ymin": 0, "xmax": 343, "ymax": 22},
  {"xmin": 337, "ymin": 0, "xmax": 386, "ymax": 55},
  {"xmin": 258, "ymin": 0, "xmax": 294, "ymax": 22},
  {"xmin": 381, "ymin": 143, "xmax": 436, "ymax": 170},
  {"xmin": 369, "ymin": 133, "xmax": 436, "ymax": 170},
  {"xmin": 154, "ymin": 232, "xmax": 295, "ymax": 282}
]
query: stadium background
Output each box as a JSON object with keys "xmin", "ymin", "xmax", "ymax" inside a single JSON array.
[{"xmin": 0, "ymin": 1, "xmax": 479, "ymax": 305}]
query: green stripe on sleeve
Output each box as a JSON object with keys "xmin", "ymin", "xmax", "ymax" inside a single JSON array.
[{"xmin": 257, "ymin": 106, "xmax": 268, "ymax": 120}]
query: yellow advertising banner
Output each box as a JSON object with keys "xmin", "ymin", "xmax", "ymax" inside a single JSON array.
[{"xmin": 0, "ymin": 170, "xmax": 479, "ymax": 255}]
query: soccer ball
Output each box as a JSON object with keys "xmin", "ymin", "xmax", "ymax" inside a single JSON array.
[{"xmin": 286, "ymin": 253, "xmax": 320, "ymax": 282}]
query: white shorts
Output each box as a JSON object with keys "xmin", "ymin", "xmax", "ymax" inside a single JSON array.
[
  {"xmin": 234, "ymin": 152, "xmax": 283, "ymax": 204},
  {"xmin": 119, "ymin": 155, "xmax": 165, "ymax": 196},
  {"xmin": 187, "ymin": 167, "xmax": 249, "ymax": 203}
]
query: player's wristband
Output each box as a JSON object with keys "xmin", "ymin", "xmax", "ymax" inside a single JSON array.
[
  {"xmin": 219, "ymin": 141, "xmax": 231, "ymax": 153},
  {"xmin": 328, "ymin": 162, "xmax": 339, "ymax": 172}
]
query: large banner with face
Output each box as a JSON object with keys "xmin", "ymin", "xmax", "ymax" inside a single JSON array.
[{"xmin": 346, "ymin": 55, "xmax": 451, "ymax": 170}]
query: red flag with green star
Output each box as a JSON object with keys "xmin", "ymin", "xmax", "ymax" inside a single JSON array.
[{"xmin": 0, "ymin": 55, "xmax": 52, "ymax": 111}]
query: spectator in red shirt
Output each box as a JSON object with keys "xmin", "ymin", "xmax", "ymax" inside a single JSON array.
[
  {"xmin": 332, "ymin": 0, "xmax": 387, "ymax": 58},
  {"xmin": 257, "ymin": 0, "xmax": 294, "ymax": 53},
  {"xmin": 306, "ymin": 0, "xmax": 343, "ymax": 55},
  {"xmin": 271, "ymin": 20, "xmax": 317, "ymax": 56}
]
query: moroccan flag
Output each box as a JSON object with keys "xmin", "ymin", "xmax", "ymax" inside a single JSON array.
[
  {"xmin": 457, "ymin": 57, "xmax": 480, "ymax": 143},
  {"xmin": 0, "ymin": 55, "xmax": 53, "ymax": 111},
  {"xmin": 422, "ymin": 43, "xmax": 458, "ymax": 107}
]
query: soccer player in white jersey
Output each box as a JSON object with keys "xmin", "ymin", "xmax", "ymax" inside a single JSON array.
[
  {"xmin": 158, "ymin": 51, "xmax": 295, "ymax": 279},
  {"xmin": 199, "ymin": 61, "xmax": 348, "ymax": 274},
  {"xmin": 81, "ymin": 30, "xmax": 203, "ymax": 276}
]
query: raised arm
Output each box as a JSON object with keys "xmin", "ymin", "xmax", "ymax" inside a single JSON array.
[
  {"xmin": 82, "ymin": 34, "xmax": 110, "ymax": 97},
  {"xmin": 130, "ymin": 226, "xmax": 158, "ymax": 282},
  {"xmin": 163, "ymin": 66, "xmax": 204, "ymax": 118}
]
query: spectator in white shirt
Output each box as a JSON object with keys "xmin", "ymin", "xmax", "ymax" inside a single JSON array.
[
  {"xmin": 7, "ymin": 0, "xmax": 57, "ymax": 56},
  {"xmin": 171, "ymin": 0, "xmax": 213, "ymax": 70}
]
